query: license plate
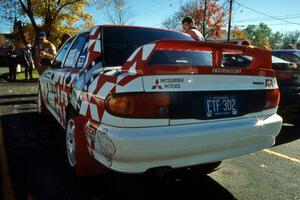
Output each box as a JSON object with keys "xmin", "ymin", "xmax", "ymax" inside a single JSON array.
[{"xmin": 204, "ymin": 95, "xmax": 238, "ymax": 118}]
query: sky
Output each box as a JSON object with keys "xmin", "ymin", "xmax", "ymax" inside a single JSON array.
[{"xmin": 1, "ymin": 0, "xmax": 300, "ymax": 34}]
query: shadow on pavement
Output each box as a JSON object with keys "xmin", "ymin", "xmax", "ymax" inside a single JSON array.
[
  {"xmin": 0, "ymin": 165, "xmax": 3, "ymax": 200},
  {"xmin": 0, "ymin": 100, "xmax": 36, "ymax": 106},
  {"xmin": 1, "ymin": 112, "xmax": 236, "ymax": 200},
  {"xmin": 275, "ymin": 115, "xmax": 300, "ymax": 146},
  {"xmin": 0, "ymin": 94, "xmax": 37, "ymax": 99}
]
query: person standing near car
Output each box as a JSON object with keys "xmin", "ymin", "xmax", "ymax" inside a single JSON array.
[
  {"xmin": 7, "ymin": 45, "xmax": 18, "ymax": 81},
  {"xmin": 34, "ymin": 31, "xmax": 56, "ymax": 75},
  {"xmin": 24, "ymin": 44, "xmax": 34, "ymax": 81},
  {"xmin": 182, "ymin": 16, "xmax": 205, "ymax": 41}
]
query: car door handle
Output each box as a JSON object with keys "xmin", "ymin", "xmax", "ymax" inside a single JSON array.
[{"xmin": 65, "ymin": 76, "xmax": 72, "ymax": 85}]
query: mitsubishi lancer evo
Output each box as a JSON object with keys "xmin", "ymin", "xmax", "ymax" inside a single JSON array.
[{"xmin": 37, "ymin": 25, "xmax": 282, "ymax": 176}]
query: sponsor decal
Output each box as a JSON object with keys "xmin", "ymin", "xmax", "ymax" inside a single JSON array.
[
  {"xmin": 253, "ymin": 81, "xmax": 264, "ymax": 85},
  {"xmin": 77, "ymin": 55, "xmax": 86, "ymax": 68},
  {"xmin": 84, "ymin": 123, "xmax": 97, "ymax": 136},
  {"xmin": 265, "ymin": 79, "xmax": 274, "ymax": 88},
  {"xmin": 44, "ymin": 71, "xmax": 52, "ymax": 80},
  {"xmin": 213, "ymin": 68, "xmax": 242, "ymax": 73},
  {"xmin": 96, "ymin": 128, "xmax": 116, "ymax": 167},
  {"xmin": 152, "ymin": 78, "xmax": 184, "ymax": 89}
]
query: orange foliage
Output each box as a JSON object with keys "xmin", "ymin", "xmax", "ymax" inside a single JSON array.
[
  {"xmin": 191, "ymin": 0, "xmax": 227, "ymax": 38},
  {"xmin": 231, "ymin": 26, "xmax": 249, "ymax": 41}
]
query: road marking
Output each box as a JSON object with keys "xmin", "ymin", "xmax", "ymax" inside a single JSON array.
[
  {"xmin": 282, "ymin": 123, "xmax": 295, "ymax": 127},
  {"xmin": 0, "ymin": 120, "xmax": 15, "ymax": 200},
  {"xmin": 263, "ymin": 149, "xmax": 300, "ymax": 164}
]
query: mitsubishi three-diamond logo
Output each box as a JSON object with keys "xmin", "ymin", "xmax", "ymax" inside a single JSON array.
[{"xmin": 152, "ymin": 79, "xmax": 163, "ymax": 89}]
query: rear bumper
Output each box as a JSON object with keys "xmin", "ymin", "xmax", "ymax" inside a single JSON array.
[{"xmin": 92, "ymin": 114, "xmax": 282, "ymax": 173}]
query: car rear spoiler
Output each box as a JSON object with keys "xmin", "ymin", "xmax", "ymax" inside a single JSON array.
[
  {"xmin": 121, "ymin": 40, "xmax": 273, "ymax": 76},
  {"xmin": 152, "ymin": 40, "xmax": 272, "ymax": 69}
]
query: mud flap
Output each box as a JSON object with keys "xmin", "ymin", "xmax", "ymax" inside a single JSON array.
[{"xmin": 74, "ymin": 115, "xmax": 109, "ymax": 176}]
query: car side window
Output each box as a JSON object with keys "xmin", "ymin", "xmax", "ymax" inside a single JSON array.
[
  {"xmin": 63, "ymin": 33, "xmax": 88, "ymax": 68},
  {"xmin": 52, "ymin": 37, "xmax": 75, "ymax": 68}
]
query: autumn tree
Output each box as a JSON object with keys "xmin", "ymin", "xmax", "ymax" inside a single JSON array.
[
  {"xmin": 231, "ymin": 26, "xmax": 249, "ymax": 41},
  {"xmin": 163, "ymin": 0, "xmax": 229, "ymax": 39},
  {"xmin": 243, "ymin": 23, "xmax": 284, "ymax": 49},
  {"xmin": 0, "ymin": 0, "xmax": 108, "ymax": 46},
  {"xmin": 105, "ymin": 0, "xmax": 134, "ymax": 25}
]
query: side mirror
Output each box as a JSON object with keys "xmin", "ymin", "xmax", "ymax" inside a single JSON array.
[{"xmin": 41, "ymin": 58, "xmax": 52, "ymax": 66}]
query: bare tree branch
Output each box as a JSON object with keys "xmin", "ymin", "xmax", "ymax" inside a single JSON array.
[
  {"xmin": 18, "ymin": 0, "xmax": 40, "ymax": 32},
  {"xmin": 105, "ymin": 0, "xmax": 134, "ymax": 25}
]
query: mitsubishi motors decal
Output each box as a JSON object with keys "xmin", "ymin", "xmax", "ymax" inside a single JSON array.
[{"xmin": 152, "ymin": 78, "xmax": 184, "ymax": 90}]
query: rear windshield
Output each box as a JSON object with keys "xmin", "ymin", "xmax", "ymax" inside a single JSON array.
[
  {"xmin": 272, "ymin": 52, "xmax": 300, "ymax": 64},
  {"xmin": 222, "ymin": 54, "xmax": 252, "ymax": 67},
  {"xmin": 293, "ymin": 51, "xmax": 300, "ymax": 58},
  {"xmin": 147, "ymin": 50, "xmax": 212, "ymax": 67},
  {"xmin": 103, "ymin": 27, "xmax": 193, "ymax": 66}
]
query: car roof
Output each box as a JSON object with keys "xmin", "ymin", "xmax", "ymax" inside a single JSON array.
[{"xmin": 100, "ymin": 24, "xmax": 184, "ymax": 34}]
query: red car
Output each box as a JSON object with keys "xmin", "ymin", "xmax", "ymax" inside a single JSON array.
[{"xmin": 38, "ymin": 25, "xmax": 282, "ymax": 177}]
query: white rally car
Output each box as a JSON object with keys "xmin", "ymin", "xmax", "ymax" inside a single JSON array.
[{"xmin": 38, "ymin": 25, "xmax": 282, "ymax": 176}]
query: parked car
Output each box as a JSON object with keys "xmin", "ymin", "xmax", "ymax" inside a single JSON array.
[
  {"xmin": 223, "ymin": 53, "xmax": 300, "ymax": 116},
  {"xmin": 0, "ymin": 47, "xmax": 27, "ymax": 67},
  {"xmin": 38, "ymin": 25, "xmax": 282, "ymax": 177},
  {"xmin": 272, "ymin": 49, "xmax": 300, "ymax": 66},
  {"xmin": 272, "ymin": 55, "xmax": 300, "ymax": 116}
]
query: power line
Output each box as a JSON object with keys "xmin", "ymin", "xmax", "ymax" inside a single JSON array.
[
  {"xmin": 234, "ymin": 2, "xmax": 300, "ymax": 26},
  {"xmin": 234, "ymin": 13, "xmax": 300, "ymax": 22},
  {"xmin": 134, "ymin": 0, "xmax": 174, "ymax": 16},
  {"xmin": 233, "ymin": 22, "xmax": 300, "ymax": 27},
  {"xmin": 234, "ymin": 15, "xmax": 300, "ymax": 23}
]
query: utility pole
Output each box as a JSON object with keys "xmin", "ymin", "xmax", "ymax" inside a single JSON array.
[
  {"xmin": 203, "ymin": 0, "xmax": 207, "ymax": 39},
  {"xmin": 227, "ymin": 0, "xmax": 233, "ymax": 42}
]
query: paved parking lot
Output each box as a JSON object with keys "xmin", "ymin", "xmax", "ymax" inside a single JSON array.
[{"xmin": 0, "ymin": 81, "xmax": 299, "ymax": 200}]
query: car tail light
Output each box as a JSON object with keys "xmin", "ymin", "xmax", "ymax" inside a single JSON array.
[
  {"xmin": 265, "ymin": 89, "xmax": 280, "ymax": 109},
  {"xmin": 105, "ymin": 93, "xmax": 171, "ymax": 118}
]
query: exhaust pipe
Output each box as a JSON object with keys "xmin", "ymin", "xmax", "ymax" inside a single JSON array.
[{"xmin": 148, "ymin": 167, "xmax": 175, "ymax": 182}]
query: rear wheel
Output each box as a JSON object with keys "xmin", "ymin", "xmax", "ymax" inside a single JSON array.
[{"xmin": 66, "ymin": 115, "xmax": 77, "ymax": 168}]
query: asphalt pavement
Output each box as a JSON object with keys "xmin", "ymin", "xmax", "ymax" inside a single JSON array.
[{"xmin": 0, "ymin": 81, "xmax": 299, "ymax": 200}]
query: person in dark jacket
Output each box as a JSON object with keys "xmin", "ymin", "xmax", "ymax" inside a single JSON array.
[
  {"xmin": 7, "ymin": 45, "xmax": 18, "ymax": 81},
  {"xmin": 24, "ymin": 44, "xmax": 34, "ymax": 80},
  {"xmin": 182, "ymin": 16, "xmax": 204, "ymax": 41}
]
